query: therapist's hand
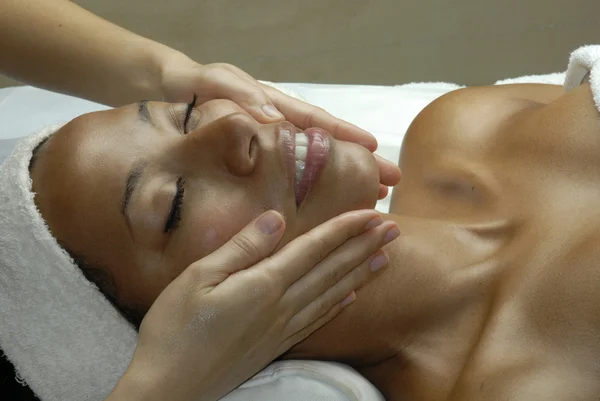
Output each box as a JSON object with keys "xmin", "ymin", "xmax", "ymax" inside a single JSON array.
[
  {"xmin": 117, "ymin": 209, "xmax": 398, "ymax": 401},
  {"xmin": 160, "ymin": 54, "xmax": 401, "ymax": 199}
]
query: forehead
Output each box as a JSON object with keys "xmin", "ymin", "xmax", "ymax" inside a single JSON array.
[
  {"xmin": 30, "ymin": 106, "xmax": 146, "ymax": 262},
  {"xmin": 36, "ymin": 106, "xmax": 147, "ymax": 206},
  {"xmin": 34, "ymin": 98, "xmax": 248, "ymax": 187}
]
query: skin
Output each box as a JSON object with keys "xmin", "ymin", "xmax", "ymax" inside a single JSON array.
[
  {"xmin": 289, "ymin": 82, "xmax": 600, "ymax": 400},
  {"xmin": 31, "ymin": 99, "xmax": 379, "ymax": 309},
  {"xmin": 31, "ymin": 82, "xmax": 600, "ymax": 400}
]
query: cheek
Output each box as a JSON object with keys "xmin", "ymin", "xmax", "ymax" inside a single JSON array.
[{"xmin": 174, "ymin": 194, "xmax": 268, "ymax": 272}]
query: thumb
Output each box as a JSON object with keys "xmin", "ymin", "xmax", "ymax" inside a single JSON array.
[{"xmin": 201, "ymin": 211, "xmax": 286, "ymax": 277}]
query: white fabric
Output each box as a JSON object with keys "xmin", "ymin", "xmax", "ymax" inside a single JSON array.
[
  {"xmin": 220, "ymin": 361, "xmax": 384, "ymax": 401},
  {"xmin": 0, "ymin": 124, "xmax": 138, "ymax": 401},
  {"xmin": 0, "ymin": 87, "xmax": 109, "ymax": 163},
  {"xmin": 0, "ymin": 47, "xmax": 587, "ymax": 401},
  {"xmin": 564, "ymin": 45, "xmax": 600, "ymax": 110},
  {"xmin": 494, "ymin": 72, "xmax": 565, "ymax": 86}
]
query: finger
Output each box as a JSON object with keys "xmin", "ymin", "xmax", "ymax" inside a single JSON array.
[
  {"xmin": 285, "ymin": 249, "xmax": 389, "ymax": 340},
  {"xmin": 219, "ymin": 63, "xmax": 260, "ymax": 82},
  {"xmin": 283, "ymin": 220, "xmax": 398, "ymax": 311},
  {"xmin": 276, "ymin": 300, "xmax": 347, "ymax": 356},
  {"xmin": 375, "ymin": 154, "xmax": 402, "ymax": 187},
  {"xmin": 193, "ymin": 211, "xmax": 286, "ymax": 283},
  {"xmin": 378, "ymin": 184, "xmax": 389, "ymax": 200},
  {"xmin": 201, "ymin": 65, "xmax": 284, "ymax": 123},
  {"xmin": 264, "ymin": 210, "xmax": 381, "ymax": 287},
  {"xmin": 262, "ymin": 85, "xmax": 378, "ymax": 151}
]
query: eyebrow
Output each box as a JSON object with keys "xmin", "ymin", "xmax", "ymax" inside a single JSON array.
[
  {"xmin": 121, "ymin": 160, "xmax": 148, "ymax": 238},
  {"xmin": 138, "ymin": 100, "xmax": 153, "ymax": 124}
]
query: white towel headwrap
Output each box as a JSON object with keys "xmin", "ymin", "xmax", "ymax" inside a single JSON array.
[
  {"xmin": 0, "ymin": 124, "xmax": 137, "ymax": 401},
  {"xmin": 1, "ymin": 51, "xmax": 600, "ymax": 401}
]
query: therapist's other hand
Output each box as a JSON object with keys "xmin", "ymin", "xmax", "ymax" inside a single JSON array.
[
  {"xmin": 160, "ymin": 54, "xmax": 401, "ymax": 198},
  {"xmin": 124, "ymin": 209, "xmax": 397, "ymax": 401}
]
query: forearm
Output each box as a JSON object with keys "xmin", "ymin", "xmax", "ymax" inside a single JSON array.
[{"xmin": 0, "ymin": 0, "xmax": 181, "ymax": 106}]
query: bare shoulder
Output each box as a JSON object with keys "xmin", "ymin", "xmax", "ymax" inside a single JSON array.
[
  {"xmin": 398, "ymin": 84, "xmax": 563, "ymax": 163},
  {"xmin": 398, "ymin": 84, "xmax": 564, "ymax": 168},
  {"xmin": 390, "ymin": 87, "xmax": 506, "ymax": 220},
  {"xmin": 390, "ymin": 84, "xmax": 564, "ymax": 219}
]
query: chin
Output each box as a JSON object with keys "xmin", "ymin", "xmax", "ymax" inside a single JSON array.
[
  {"xmin": 297, "ymin": 141, "xmax": 379, "ymax": 230},
  {"xmin": 336, "ymin": 140, "xmax": 380, "ymax": 209}
]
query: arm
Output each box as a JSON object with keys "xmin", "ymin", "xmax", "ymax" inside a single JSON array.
[
  {"xmin": 0, "ymin": 0, "xmax": 174, "ymax": 106},
  {"xmin": 0, "ymin": 0, "xmax": 400, "ymax": 189}
]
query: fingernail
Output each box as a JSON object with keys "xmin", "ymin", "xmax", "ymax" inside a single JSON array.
[
  {"xmin": 261, "ymin": 104, "xmax": 284, "ymax": 119},
  {"xmin": 384, "ymin": 227, "xmax": 401, "ymax": 243},
  {"xmin": 370, "ymin": 252, "xmax": 389, "ymax": 272},
  {"xmin": 340, "ymin": 292, "xmax": 356, "ymax": 309},
  {"xmin": 256, "ymin": 211, "xmax": 283, "ymax": 235},
  {"xmin": 365, "ymin": 217, "xmax": 383, "ymax": 230}
]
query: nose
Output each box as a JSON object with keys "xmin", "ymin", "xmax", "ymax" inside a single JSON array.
[{"xmin": 185, "ymin": 113, "xmax": 259, "ymax": 176}]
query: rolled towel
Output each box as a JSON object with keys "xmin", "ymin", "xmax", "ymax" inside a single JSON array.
[
  {"xmin": 0, "ymin": 124, "xmax": 137, "ymax": 401},
  {"xmin": 564, "ymin": 45, "xmax": 600, "ymax": 113}
]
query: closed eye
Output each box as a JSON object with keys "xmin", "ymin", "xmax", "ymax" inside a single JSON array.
[
  {"xmin": 183, "ymin": 94, "xmax": 198, "ymax": 134},
  {"xmin": 164, "ymin": 177, "xmax": 185, "ymax": 233}
]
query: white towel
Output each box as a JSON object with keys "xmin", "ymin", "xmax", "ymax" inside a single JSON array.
[
  {"xmin": 564, "ymin": 45, "xmax": 600, "ymax": 111},
  {"xmin": 0, "ymin": 125, "xmax": 137, "ymax": 401}
]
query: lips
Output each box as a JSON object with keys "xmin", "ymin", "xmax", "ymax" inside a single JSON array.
[
  {"xmin": 279, "ymin": 123, "xmax": 331, "ymax": 207},
  {"xmin": 295, "ymin": 128, "xmax": 330, "ymax": 206}
]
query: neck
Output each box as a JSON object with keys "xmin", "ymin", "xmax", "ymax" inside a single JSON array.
[
  {"xmin": 285, "ymin": 213, "xmax": 507, "ymax": 399},
  {"xmin": 361, "ymin": 213, "xmax": 508, "ymax": 399}
]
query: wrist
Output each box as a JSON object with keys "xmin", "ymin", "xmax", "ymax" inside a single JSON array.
[
  {"xmin": 108, "ymin": 365, "xmax": 183, "ymax": 401},
  {"xmin": 107, "ymin": 359, "xmax": 217, "ymax": 401},
  {"xmin": 127, "ymin": 40, "xmax": 181, "ymax": 104},
  {"xmin": 105, "ymin": 369, "xmax": 157, "ymax": 401},
  {"xmin": 156, "ymin": 49, "xmax": 203, "ymax": 103}
]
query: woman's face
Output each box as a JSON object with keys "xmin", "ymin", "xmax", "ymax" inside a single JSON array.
[{"xmin": 30, "ymin": 99, "xmax": 379, "ymax": 308}]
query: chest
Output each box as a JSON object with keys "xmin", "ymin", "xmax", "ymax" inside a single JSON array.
[
  {"xmin": 380, "ymin": 222, "xmax": 600, "ymax": 401},
  {"xmin": 457, "ymin": 221, "xmax": 600, "ymax": 395},
  {"xmin": 387, "ymin": 88, "xmax": 600, "ymax": 399},
  {"xmin": 390, "ymin": 165, "xmax": 600, "ymax": 400},
  {"xmin": 423, "ymin": 207, "xmax": 600, "ymax": 401}
]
